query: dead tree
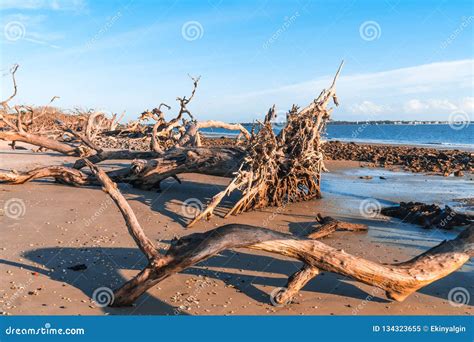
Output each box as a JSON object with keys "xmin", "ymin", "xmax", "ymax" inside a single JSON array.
[
  {"xmin": 0, "ymin": 63, "xmax": 343, "ymax": 225},
  {"xmin": 83, "ymin": 161, "xmax": 472, "ymax": 307}
]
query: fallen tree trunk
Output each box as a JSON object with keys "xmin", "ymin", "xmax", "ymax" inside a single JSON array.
[
  {"xmin": 0, "ymin": 130, "xmax": 81, "ymax": 156},
  {"xmin": 85, "ymin": 161, "xmax": 473, "ymax": 307},
  {"xmin": 0, "ymin": 147, "xmax": 246, "ymax": 190}
]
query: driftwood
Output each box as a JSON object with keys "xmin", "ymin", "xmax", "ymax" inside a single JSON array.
[
  {"xmin": 187, "ymin": 62, "xmax": 344, "ymax": 226},
  {"xmin": 0, "ymin": 63, "xmax": 344, "ymax": 226},
  {"xmin": 306, "ymin": 214, "xmax": 368, "ymax": 239},
  {"xmin": 381, "ymin": 201, "xmax": 473, "ymax": 230},
  {"xmin": 83, "ymin": 161, "xmax": 472, "ymax": 307},
  {"xmin": 1, "ymin": 160, "xmax": 471, "ymax": 307},
  {"xmin": 1, "ymin": 63, "xmax": 473, "ymax": 309}
]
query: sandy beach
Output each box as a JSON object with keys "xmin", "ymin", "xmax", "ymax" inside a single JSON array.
[{"xmin": 1, "ymin": 140, "xmax": 472, "ymax": 316}]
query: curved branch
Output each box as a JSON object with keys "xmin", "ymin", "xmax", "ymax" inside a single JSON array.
[
  {"xmin": 112, "ymin": 223, "xmax": 472, "ymax": 306},
  {"xmin": 0, "ymin": 130, "xmax": 81, "ymax": 156},
  {"xmin": 86, "ymin": 160, "xmax": 160, "ymax": 261},
  {"xmin": 196, "ymin": 120, "xmax": 251, "ymax": 140},
  {"xmin": 1, "ymin": 64, "xmax": 19, "ymax": 110},
  {"xmin": 0, "ymin": 166, "xmax": 92, "ymax": 186}
]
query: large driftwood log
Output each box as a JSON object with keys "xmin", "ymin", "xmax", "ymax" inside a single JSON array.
[
  {"xmin": 0, "ymin": 147, "xmax": 245, "ymax": 191},
  {"xmin": 85, "ymin": 161, "xmax": 472, "ymax": 307},
  {"xmin": 0, "ymin": 130, "xmax": 81, "ymax": 156}
]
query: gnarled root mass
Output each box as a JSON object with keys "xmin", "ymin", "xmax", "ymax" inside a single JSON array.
[
  {"xmin": 188, "ymin": 62, "xmax": 344, "ymax": 226},
  {"xmin": 85, "ymin": 162, "xmax": 472, "ymax": 307}
]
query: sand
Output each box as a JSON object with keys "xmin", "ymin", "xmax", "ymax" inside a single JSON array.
[{"xmin": 0, "ymin": 141, "xmax": 472, "ymax": 316}]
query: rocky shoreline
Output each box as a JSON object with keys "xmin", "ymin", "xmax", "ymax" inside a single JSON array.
[{"xmin": 201, "ymin": 138, "xmax": 473, "ymax": 176}]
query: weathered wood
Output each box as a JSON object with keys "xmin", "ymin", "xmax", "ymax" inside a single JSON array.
[
  {"xmin": 87, "ymin": 163, "xmax": 472, "ymax": 307},
  {"xmin": 120, "ymin": 147, "xmax": 245, "ymax": 190},
  {"xmin": 0, "ymin": 147, "xmax": 245, "ymax": 191},
  {"xmin": 0, "ymin": 64, "xmax": 344, "ymax": 225},
  {"xmin": 273, "ymin": 265, "xmax": 320, "ymax": 305},
  {"xmin": 111, "ymin": 222, "xmax": 472, "ymax": 306},
  {"xmin": 307, "ymin": 215, "xmax": 368, "ymax": 239},
  {"xmin": 0, "ymin": 165, "xmax": 92, "ymax": 185},
  {"xmin": 0, "ymin": 130, "xmax": 80, "ymax": 156},
  {"xmin": 86, "ymin": 160, "xmax": 159, "ymax": 260}
]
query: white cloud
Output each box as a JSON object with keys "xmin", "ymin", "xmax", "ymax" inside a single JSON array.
[
  {"xmin": 350, "ymin": 101, "xmax": 387, "ymax": 115},
  {"xmin": 0, "ymin": 0, "xmax": 86, "ymax": 11},
  {"xmin": 403, "ymin": 98, "xmax": 473, "ymax": 115},
  {"xmin": 460, "ymin": 97, "xmax": 474, "ymax": 113},
  {"xmin": 220, "ymin": 59, "xmax": 474, "ymax": 120},
  {"xmin": 404, "ymin": 99, "xmax": 429, "ymax": 112}
]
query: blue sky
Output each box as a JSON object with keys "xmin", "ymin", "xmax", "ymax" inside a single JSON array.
[{"xmin": 0, "ymin": 0, "xmax": 473, "ymax": 122}]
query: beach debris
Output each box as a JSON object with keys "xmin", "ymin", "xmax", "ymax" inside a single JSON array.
[
  {"xmin": 323, "ymin": 141, "xmax": 473, "ymax": 175},
  {"xmin": 305, "ymin": 214, "xmax": 368, "ymax": 239},
  {"xmin": 381, "ymin": 201, "xmax": 473, "ymax": 229},
  {"xmin": 85, "ymin": 162, "xmax": 472, "ymax": 308}
]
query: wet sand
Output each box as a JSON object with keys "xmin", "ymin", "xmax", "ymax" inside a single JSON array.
[{"xmin": 0, "ymin": 142, "xmax": 472, "ymax": 315}]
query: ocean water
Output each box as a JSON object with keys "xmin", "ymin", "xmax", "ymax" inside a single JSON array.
[{"xmin": 200, "ymin": 123, "xmax": 474, "ymax": 150}]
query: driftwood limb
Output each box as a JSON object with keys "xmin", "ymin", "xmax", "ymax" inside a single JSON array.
[
  {"xmin": 0, "ymin": 130, "xmax": 81, "ymax": 156},
  {"xmin": 85, "ymin": 160, "xmax": 160, "ymax": 260},
  {"xmin": 274, "ymin": 265, "xmax": 320, "ymax": 305},
  {"xmin": 86, "ymin": 163, "xmax": 472, "ymax": 307},
  {"xmin": 307, "ymin": 214, "xmax": 368, "ymax": 239},
  {"xmin": 0, "ymin": 146, "xmax": 244, "ymax": 190},
  {"xmin": 0, "ymin": 166, "xmax": 92, "ymax": 186},
  {"xmin": 0, "ymin": 64, "xmax": 19, "ymax": 110}
]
